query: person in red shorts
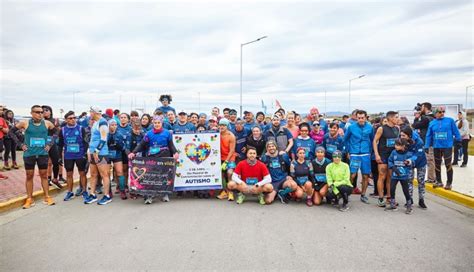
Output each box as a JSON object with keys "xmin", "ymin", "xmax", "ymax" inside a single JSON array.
[{"xmin": 227, "ymin": 147, "xmax": 273, "ymax": 205}]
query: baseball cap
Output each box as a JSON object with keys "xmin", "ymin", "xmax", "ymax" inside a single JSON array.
[
  {"xmin": 90, "ymin": 106, "xmax": 102, "ymax": 113},
  {"xmin": 209, "ymin": 116, "xmax": 218, "ymax": 122},
  {"xmin": 229, "ymin": 109, "xmax": 238, "ymax": 115},
  {"xmin": 243, "ymin": 110, "xmax": 251, "ymax": 115},
  {"xmin": 178, "ymin": 111, "xmax": 187, "ymax": 116},
  {"xmin": 313, "ymin": 121, "xmax": 320, "ymax": 126}
]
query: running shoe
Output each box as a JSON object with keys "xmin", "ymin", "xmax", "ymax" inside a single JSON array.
[
  {"xmin": 236, "ymin": 193, "xmax": 246, "ymax": 204},
  {"xmin": 98, "ymin": 195, "xmax": 112, "ymax": 205},
  {"xmin": 277, "ymin": 190, "xmax": 290, "ymax": 204},
  {"xmin": 433, "ymin": 182, "xmax": 444, "ymax": 188},
  {"xmin": 339, "ymin": 204, "xmax": 349, "ymax": 212},
  {"xmin": 22, "ymin": 198, "xmax": 35, "ymax": 209},
  {"xmin": 352, "ymin": 187, "xmax": 362, "ymax": 194},
  {"xmin": 82, "ymin": 191, "xmax": 89, "ymax": 199},
  {"xmin": 258, "ymin": 193, "xmax": 265, "ymax": 205},
  {"xmin": 59, "ymin": 176, "xmax": 67, "ymax": 184},
  {"xmin": 162, "ymin": 194, "xmax": 170, "ymax": 202},
  {"xmin": 444, "ymin": 184, "xmax": 452, "ymax": 190},
  {"xmin": 144, "ymin": 196, "xmax": 153, "ymax": 204},
  {"xmin": 216, "ymin": 190, "xmax": 228, "ymax": 200},
  {"xmin": 228, "ymin": 191, "xmax": 234, "ymax": 201},
  {"xmin": 419, "ymin": 199, "xmax": 427, "ymax": 209},
  {"xmin": 120, "ymin": 191, "xmax": 127, "ymax": 200},
  {"xmin": 84, "ymin": 194, "xmax": 97, "ymax": 204},
  {"xmin": 43, "ymin": 196, "xmax": 55, "ymax": 206},
  {"xmin": 405, "ymin": 205, "xmax": 413, "ymax": 215},
  {"xmin": 306, "ymin": 196, "xmax": 313, "ymax": 207},
  {"xmin": 377, "ymin": 198, "xmax": 386, "ymax": 207},
  {"xmin": 64, "ymin": 191, "xmax": 74, "ymax": 201},
  {"xmin": 12, "ymin": 162, "xmax": 19, "ymax": 169},
  {"xmin": 360, "ymin": 195, "xmax": 369, "ymax": 204},
  {"xmin": 96, "ymin": 186, "xmax": 103, "ymax": 194},
  {"xmin": 50, "ymin": 179, "xmax": 63, "ymax": 189},
  {"xmin": 384, "ymin": 205, "xmax": 398, "ymax": 211},
  {"xmin": 75, "ymin": 187, "xmax": 83, "ymax": 196}
]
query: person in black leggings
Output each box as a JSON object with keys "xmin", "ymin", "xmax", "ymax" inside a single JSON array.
[
  {"xmin": 42, "ymin": 105, "xmax": 63, "ymax": 189},
  {"xmin": 2, "ymin": 109, "xmax": 19, "ymax": 169}
]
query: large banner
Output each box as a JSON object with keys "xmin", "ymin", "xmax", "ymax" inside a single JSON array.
[
  {"xmin": 173, "ymin": 132, "xmax": 222, "ymax": 191},
  {"xmin": 128, "ymin": 157, "xmax": 176, "ymax": 195}
]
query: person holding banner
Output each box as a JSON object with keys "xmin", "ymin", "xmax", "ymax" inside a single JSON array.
[
  {"xmin": 128, "ymin": 115, "xmax": 179, "ymax": 204},
  {"xmin": 261, "ymin": 140, "xmax": 296, "ymax": 205},
  {"xmin": 227, "ymin": 147, "xmax": 273, "ymax": 205},
  {"xmin": 217, "ymin": 118, "xmax": 237, "ymax": 201}
]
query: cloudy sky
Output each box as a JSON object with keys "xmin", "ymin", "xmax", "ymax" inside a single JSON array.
[{"xmin": 1, "ymin": 0, "xmax": 473, "ymax": 117}]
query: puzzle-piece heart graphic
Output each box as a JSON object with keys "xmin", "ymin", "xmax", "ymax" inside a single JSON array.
[
  {"xmin": 185, "ymin": 142, "xmax": 211, "ymax": 164},
  {"xmin": 132, "ymin": 167, "xmax": 147, "ymax": 180}
]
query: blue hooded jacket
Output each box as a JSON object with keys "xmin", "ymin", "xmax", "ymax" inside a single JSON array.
[
  {"xmin": 344, "ymin": 122, "xmax": 374, "ymax": 154},
  {"xmin": 388, "ymin": 149, "xmax": 416, "ymax": 181},
  {"xmin": 408, "ymin": 131, "xmax": 427, "ymax": 168},
  {"xmin": 424, "ymin": 117, "xmax": 461, "ymax": 149}
]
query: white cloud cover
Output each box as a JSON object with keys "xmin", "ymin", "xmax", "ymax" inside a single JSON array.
[{"xmin": 1, "ymin": 0, "xmax": 472, "ymax": 116}]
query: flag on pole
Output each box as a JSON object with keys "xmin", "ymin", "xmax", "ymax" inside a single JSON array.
[
  {"xmin": 261, "ymin": 100, "xmax": 267, "ymax": 114},
  {"xmin": 275, "ymin": 99, "xmax": 282, "ymax": 109}
]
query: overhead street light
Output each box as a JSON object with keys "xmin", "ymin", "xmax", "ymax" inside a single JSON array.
[{"xmin": 240, "ymin": 36, "xmax": 267, "ymax": 117}]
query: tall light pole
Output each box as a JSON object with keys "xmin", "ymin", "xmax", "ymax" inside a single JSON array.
[
  {"xmin": 466, "ymin": 85, "xmax": 474, "ymax": 110},
  {"xmin": 240, "ymin": 35, "xmax": 267, "ymax": 117},
  {"xmin": 348, "ymin": 74, "xmax": 365, "ymax": 112}
]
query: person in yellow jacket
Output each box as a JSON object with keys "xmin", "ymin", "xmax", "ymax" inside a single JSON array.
[{"xmin": 326, "ymin": 150, "xmax": 353, "ymax": 211}]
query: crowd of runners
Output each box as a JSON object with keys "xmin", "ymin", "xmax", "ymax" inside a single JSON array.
[{"xmin": 0, "ymin": 96, "xmax": 470, "ymax": 213}]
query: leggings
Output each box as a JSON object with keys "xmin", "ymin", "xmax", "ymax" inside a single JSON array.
[
  {"xmin": 48, "ymin": 144, "xmax": 60, "ymax": 179},
  {"xmin": 408, "ymin": 166, "xmax": 426, "ymax": 200},
  {"xmin": 434, "ymin": 148, "xmax": 453, "ymax": 185},
  {"xmin": 453, "ymin": 139, "xmax": 469, "ymax": 165},
  {"xmin": 390, "ymin": 179, "xmax": 412, "ymax": 205},
  {"xmin": 3, "ymin": 138, "xmax": 17, "ymax": 162},
  {"xmin": 326, "ymin": 185, "xmax": 353, "ymax": 205}
]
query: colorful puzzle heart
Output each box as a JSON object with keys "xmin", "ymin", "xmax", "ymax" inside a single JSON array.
[{"xmin": 185, "ymin": 142, "xmax": 211, "ymax": 164}]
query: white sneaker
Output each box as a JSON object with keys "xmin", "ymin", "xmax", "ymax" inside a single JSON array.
[{"xmin": 161, "ymin": 194, "xmax": 170, "ymax": 202}]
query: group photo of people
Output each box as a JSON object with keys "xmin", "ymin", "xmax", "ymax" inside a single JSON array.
[{"xmin": 0, "ymin": 97, "xmax": 470, "ymax": 214}]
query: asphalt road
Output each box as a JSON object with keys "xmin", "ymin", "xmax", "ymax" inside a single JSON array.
[{"xmin": 1, "ymin": 190, "xmax": 473, "ymax": 271}]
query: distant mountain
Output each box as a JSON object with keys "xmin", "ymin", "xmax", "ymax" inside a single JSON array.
[{"xmin": 324, "ymin": 111, "xmax": 348, "ymax": 117}]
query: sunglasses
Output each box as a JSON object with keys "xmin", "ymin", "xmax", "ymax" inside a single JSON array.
[
  {"xmin": 332, "ymin": 155, "xmax": 342, "ymax": 159},
  {"xmin": 300, "ymin": 129, "xmax": 309, "ymax": 132},
  {"xmin": 33, "ymin": 111, "xmax": 44, "ymax": 114},
  {"xmin": 437, "ymin": 111, "xmax": 445, "ymax": 113},
  {"xmin": 67, "ymin": 117, "xmax": 77, "ymax": 120}
]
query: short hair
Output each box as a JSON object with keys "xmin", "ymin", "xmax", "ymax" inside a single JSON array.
[
  {"xmin": 190, "ymin": 112, "xmax": 199, "ymax": 118},
  {"xmin": 130, "ymin": 110, "xmax": 139, "ymax": 117},
  {"xmin": 329, "ymin": 122, "xmax": 339, "ymax": 129},
  {"xmin": 64, "ymin": 111, "xmax": 75, "ymax": 119},
  {"xmin": 31, "ymin": 105, "xmax": 42, "ymax": 111},
  {"xmin": 421, "ymin": 102, "xmax": 432, "ymax": 110},
  {"xmin": 159, "ymin": 94, "xmax": 172, "ymax": 102},
  {"xmin": 298, "ymin": 122, "xmax": 311, "ymax": 131},
  {"xmin": 356, "ymin": 110, "xmax": 367, "ymax": 116},
  {"xmin": 114, "ymin": 109, "xmax": 120, "ymax": 115},
  {"xmin": 386, "ymin": 111, "xmax": 398, "ymax": 118},
  {"xmin": 120, "ymin": 113, "xmax": 130, "ymax": 120},
  {"xmin": 223, "ymin": 108, "xmax": 230, "ymax": 113},
  {"xmin": 342, "ymin": 115, "xmax": 349, "ymax": 119},
  {"xmin": 246, "ymin": 146, "xmax": 257, "ymax": 154}
]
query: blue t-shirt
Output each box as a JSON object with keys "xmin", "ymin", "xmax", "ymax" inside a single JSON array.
[
  {"xmin": 233, "ymin": 128, "xmax": 250, "ymax": 160},
  {"xmin": 292, "ymin": 136, "xmax": 316, "ymax": 160},
  {"xmin": 261, "ymin": 153, "xmax": 290, "ymax": 183},
  {"xmin": 89, "ymin": 118, "xmax": 109, "ymax": 156},
  {"xmin": 172, "ymin": 122, "xmax": 196, "ymax": 134},
  {"xmin": 156, "ymin": 106, "xmax": 175, "ymax": 114}
]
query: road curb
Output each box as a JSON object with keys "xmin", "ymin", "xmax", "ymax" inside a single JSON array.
[
  {"xmin": 0, "ymin": 179, "xmax": 80, "ymax": 213},
  {"xmin": 415, "ymin": 179, "xmax": 474, "ymax": 209}
]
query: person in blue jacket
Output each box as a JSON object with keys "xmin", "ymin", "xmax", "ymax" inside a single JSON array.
[
  {"xmin": 424, "ymin": 106, "xmax": 461, "ymax": 190},
  {"xmin": 323, "ymin": 122, "xmax": 345, "ymax": 160},
  {"xmin": 387, "ymin": 138, "xmax": 417, "ymax": 214},
  {"xmin": 343, "ymin": 110, "xmax": 374, "ymax": 204},
  {"xmin": 400, "ymin": 127, "xmax": 428, "ymax": 209}
]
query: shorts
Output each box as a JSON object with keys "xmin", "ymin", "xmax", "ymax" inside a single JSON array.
[
  {"xmin": 24, "ymin": 155, "xmax": 49, "ymax": 170},
  {"xmin": 349, "ymin": 154, "xmax": 371, "ymax": 175},
  {"xmin": 64, "ymin": 158, "xmax": 87, "ymax": 172},
  {"xmin": 110, "ymin": 156, "xmax": 122, "ymax": 163},
  {"xmin": 89, "ymin": 155, "xmax": 110, "ymax": 165},
  {"xmin": 314, "ymin": 182, "xmax": 327, "ymax": 192},
  {"xmin": 272, "ymin": 179, "xmax": 286, "ymax": 191},
  {"xmin": 121, "ymin": 151, "xmax": 129, "ymax": 164},
  {"xmin": 379, "ymin": 153, "xmax": 390, "ymax": 164}
]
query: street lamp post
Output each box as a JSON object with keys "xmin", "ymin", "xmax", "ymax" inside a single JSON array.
[
  {"xmin": 466, "ymin": 85, "xmax": 474, "ymax": 110},
  {"xmin": 240, "ymin": 35, "xmax": 267, "ymax": 118},
  {"xmin": 348, "ymin": 75, "xmax": 366, "ymax": 112}
]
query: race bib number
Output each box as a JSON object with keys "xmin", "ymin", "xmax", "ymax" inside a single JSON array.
[
  {"xmin": 66, "ymin": 144, "xmax": 80, "ymax": 153},
  {"xmin": 386, "ymin": 138, "xmax": 397, "ymax": 148},
  {"xmin": 296, "ymin": 176, "xmax": 309, "ymax": 185},
  {"xmin": 30, "ymin": 138, "xmax": 45, "ymax": 148},
  {"xmin": 150, "ymin": 146, "xmax": 161, "ymax": 155},
  {"xmin": 350, "ymin": 159, "xmax": 361, "ymax": 170},
  {"xmin": 314, "ymin": 174, "xmax": 327, "ymax": 183},
  {"xmin": 246, "ymin": 177, "xmax": 258, "ymax": 185},
  {"xmin": 271, "ymin": 160, "xmax": 281, "ymax": 169},
  {"xmin": 326, "ymin": 144, "xmax": 337, "ymax": 154},
  {"xmin": 434, "ymin": 132, "xmax": 447, "ymax": 140}
]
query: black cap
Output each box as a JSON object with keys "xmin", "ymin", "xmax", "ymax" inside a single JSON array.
[
  {"xmin": 243, "ymin": 110, "xmax": 251, "ymax": 115},
  {"xmin": 256, "ymin": 111, "xmax": 264, "ymax": 117},
  {"xmin": 178, "ymin": 111, "xmax": 187, "ymax": 116}
]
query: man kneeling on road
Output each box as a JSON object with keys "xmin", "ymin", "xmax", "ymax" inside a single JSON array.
[
  {"xmin": 261, "ymin": 140, "xmax": 297, "ymax": 204},
  {"xmin": 227, "ymin": 147, "xmax": 273, "ymax": 205}
]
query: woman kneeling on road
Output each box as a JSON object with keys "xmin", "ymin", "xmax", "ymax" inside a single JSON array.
[
  {"xmin": 227, "ymin": 147, "xmax": 273, "ymax": 205},
  {"xmin": 290, "ymin": 147, "xmax": 315, "ymax": 206},
  {"xmin": 311, "ymin": 146, "xmax": 331, "ymax": 205},
  {"xmin": 326, "ymin": 150, "xmax": 353, "ymax": 212},
  {"xmin": 128, "ymin": 116, "xmax": 179, "ymax": 204}
]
